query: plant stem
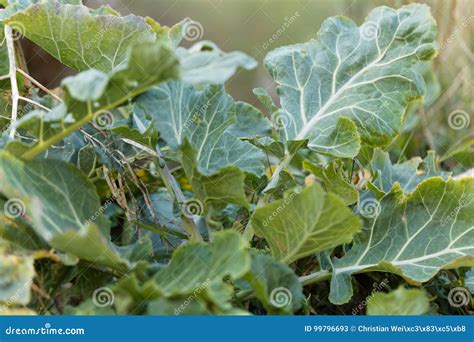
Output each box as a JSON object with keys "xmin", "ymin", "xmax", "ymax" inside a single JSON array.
[
  {"xmin": 5, "ymin": 25, "xmax": 19, "ymax": 139},
  {"xmin": 17, "ymin": 68, "xmax": 63, "ymax": 102},
  {"xmin": 18, "ymin": 96, "xmax": 51, "ymax": 111},
  {"xmin": 298, "ymin": 269, "xmax": 332, "ymax": 286},
  {"xmin": 120, "ymin": 138, "xmax": 203, "ymax": 242},
  {"xmin": 237, "ymin": 269, "xmax": 333, "ymax": 301},
  {"xmin": 155, "ymin": 144, "xmax": 203, "ymax": 242}
]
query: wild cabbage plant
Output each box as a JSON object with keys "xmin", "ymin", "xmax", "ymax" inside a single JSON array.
[{"xmin": 0, "ymin": 0, "xmax": 472, "ymax": 315}]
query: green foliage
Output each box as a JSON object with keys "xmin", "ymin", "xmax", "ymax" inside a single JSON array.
[
  {"xmin": 367, "ymin": 287, "xmax": 430, "ymax": 315},
  {"xmin": 0, "ymin": 0, "xmax": 472, "ymax": 316}
]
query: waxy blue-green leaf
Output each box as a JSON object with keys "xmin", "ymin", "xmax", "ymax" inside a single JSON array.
[
  {"xmin": 7, "ymin": 42, "xmax": 179, "ymax": 160},
  {"xmin": 0, "ymin": 152, "xmax": 110, "ymax": 238},
  {"xmin": 367, "ymin": 287, "xmax": 430, "ymax": 315},
  {"xmin": 4, "ymin": 1, "xmax": 155, "ymax": 72},
  {"xmin": 154, "ymin": 230, "xmax": 250, "ymax": 296},
  {"xmin": 136, "ymin": 82, "xmax": 264, "ymax": 176},
  {"xmin": 250, "ymin": 184, "xmax": 362, "ymax": 263},
  {"xmin": 145, "ymin": 18, "xmax": 257, "ymax": 84},
  {"xmin": 265, "ymin": 4, "xmax": 437, "ymax": 158},
  {"xmin": 177, "ymin": 41, "xmax": 257, "ymax": 84},
  {"xmin": 227, "ymin": 102, "xmax": 272, "ymax": 140},
  {"xmin": 330, "ymin": 178, "xmax": 474, "ymax": 304},
  {"xmin": 0, "ymin": 251, "xmax": 34, "ymax": 305},
  {"xmin": 0, "ymin": 152, "xmax": 148, "ymax": 272},
  {"xmin": 371, "ymin": 148, "xmax": 450, "ymax": 194},
  {"xmin": 135, "ymin": 82, "xmax": 264, "ymax": 211},
  {"xmin": 2, "ymin": 1, "xmax": 257, "ymax": 84}
]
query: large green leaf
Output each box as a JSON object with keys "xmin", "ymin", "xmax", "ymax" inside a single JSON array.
[
  {"xmin": 367, "ymin": 287, "xmax": 430, "ymax": 315},
  {"xmin": 0, "ymin": 251, "xmax": 34, "ymax": 305},
  {"xmin": 7, "ymin": 42, "xmax": 179, "ymax": 160},
  {"xmin": 0, "ymin": 152, "xmax": 110, "ymax": 238},
  {"xmin": 0, "ymin": 152, "xmax": 147, "ymax": 272},
  {"xmin": 136, "ymin": 82, "xmax": 265, "ymax": 211},
  {"xmin": 250, "ymin": 184, "xmax": 362, "ymax": 263},
  {"xmin": 177, "ymin": 41, "xmax": 257, "ymax": 84},
  {"xmin": 4, "ymin": 1, "xmax": 155, "ymax": 72},
  {"xmin": 227, "ymin": 102, "xmax": 272, "ymax": 140},
  {"xmin": 154, "ymin": 230, "xmax": 250, "ymax": 296},
  {"xmin": 370, "ymin": 148, "xmax": 450, "ymax": 193},
  {"xmin": 330, "ymin": 178, "xmax": 474, "ymax": 304},
  {"xmin": 136, "ymin": 82, "xmax": 264, "ymax": 176},
  {"xmin": 265, "ymin": 4, "xmax": 437, "ymax": 158},
  {"xmin": 180, "ymin": 149, "xmax": 250, "ymax": 211},
  {"xmin": 2, "ymin": 2, "xmax": 257, "ymax": 84}
]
